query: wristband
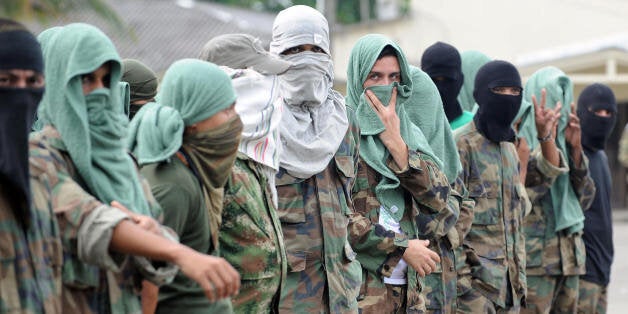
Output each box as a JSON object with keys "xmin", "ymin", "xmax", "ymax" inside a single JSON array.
[{"xmin": 537, "ymin": 131, "xmax": 552, "ymax": 143}]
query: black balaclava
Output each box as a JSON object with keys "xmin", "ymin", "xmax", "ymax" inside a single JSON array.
[
  {"xmin": 421, "ymin": 41, "xmax": 464, "ymax": 122},
  {"xmin": 473, "ymin": 60, "xmax": 522, "ymax": 143},
  {"xmin": 0, "ymin": 19, "xmax": 44, "ymax": 225},
  {"xmin": 577, "ymin": 83, "xmax": 617, "ymax": 151}
]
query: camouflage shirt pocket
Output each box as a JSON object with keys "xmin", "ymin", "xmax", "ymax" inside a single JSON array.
[
  {"xmin": 276, "ymin": 173, "xmax": 306, "ymax": 224},
  {"xmin": 286, "ymin": 250, "xmax": 306, "ymax": 272}
]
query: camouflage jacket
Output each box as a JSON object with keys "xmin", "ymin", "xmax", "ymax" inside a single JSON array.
[
  {"xmin": 0, "ymin": 177, "xmax": 63, "ymax": 314},
  {"xmin": 27, "ymin": 126, "xmax": 162, "ymax": 314},
  {"xmin": 349, "ymin": 149, "xmax": 456, "ymax": 313},
  {"xmin": 275, "ymin": 119, "xmax": 361, "ymax": 313},
  {"xmin": 423, "ymin": 176, "xmax": 475, "ymax": 314},
  {"xmin": 221, "ymin": 155, "xmax": 287, "ymax": 313},
  {"xmin": 455, "ymin": 122, "xmax": 534, "ymax": 308},
  {"xmin": 524, "ymin": 148, "xmax": 596, "ymax": 276}
]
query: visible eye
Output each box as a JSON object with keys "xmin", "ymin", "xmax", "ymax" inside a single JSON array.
[
  {"xmin": 81, "ymin": 75, "xmax": 94, "ymax": 86},
  {"xmin": 283, "ymin": 46, "xmax": 303, "ymax": 55},
  {"xmin": 0, "ymin": 75, "xmax": 9, "ymax": 86},
  {"xmin": 311, "ymin": 46, "xmax": 324, "ymax": 53},
  {"xmin": 390, "ymin": 73, "xmax": 401, "ymax": 82},
  {"xmin": 27, "ymin": 74, "xmax": 44, "ymax": 88},
  {"xmin": 367, "ymin": 73, "xmax": 380, "ymax": 81},
  {"xmin": 103, "ymin": 74, "xmax": 111, "ymax": 88}
]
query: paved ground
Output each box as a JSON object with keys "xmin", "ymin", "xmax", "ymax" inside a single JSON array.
[{"xmin": 607, "ymin": 209, "xmax": 628, "ymax": 313}]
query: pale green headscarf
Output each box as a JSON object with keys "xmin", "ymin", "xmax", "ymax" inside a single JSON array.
[
  {"xmin": 126, "ymin": 102, "xmax": 184, "ymax": 166},
  {"xmin": 31, "ymin": 26, "xmax": 63, "ymax": 131},
  {"xmin": 406, "ymin": 65, "xmax": 461, "ymax": 182},
  {"xmin": 457, "ymin": 50, "xmax": 491, "ymax": 113},
  {"xmin": 346, "ymin": 34, "xmax": 440, "ymax": 223},
  {"xmin": 522, "ymin": 66, "xmax": 584, "ymax": 234},
  {"xmin": 38, "ymin": 23, "xmax": 153, "ymax": 217}
]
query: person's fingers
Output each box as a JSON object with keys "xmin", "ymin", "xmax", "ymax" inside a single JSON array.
[
  {"xmin": 206, "ymin": 268, "xmax": 227, "ymax": 300},
  {"xmin": 388, "ymin": 87, "xmax": 398, "ymax": 110},
  {"xmin": 532, "ymin": 94, "xmax": 539, "ymax": 112},
  {"xmin": 571, "ymin": 101, "xmax": 576, "ymax": 114},
  {"xmin": 198, "ymin": 275, "xmax": 216, "ymax": 302},
  {"xmin": 540, "ymin": 88, "xmax": 547, "ymax": 110},
  {"xmin": 365, "ymin": 90, "xmax": 382, "ymax": 112}
]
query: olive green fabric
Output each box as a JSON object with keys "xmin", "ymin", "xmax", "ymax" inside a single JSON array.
[
  {"xmin": 37, "ymin": 23, "xmax": 153, "ymax": 217},
  {"xmin": 523, "ymin": 66, "xmax": 584, "ymax": 234},
  {"xmin": 346, "ymin": 33, "xmax": 440, "ymax": 222},
  {"xmin": 122, "ymin": 58, "xmax": 158, "ymax": 102}
]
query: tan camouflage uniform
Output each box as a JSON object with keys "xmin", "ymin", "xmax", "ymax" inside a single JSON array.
[
  {"xmin": 522, "ymin": 150, "xmax": 595, "ymax": 314},
  {"xmin": 221, "ymin": 155, "xmax": 287, "ymax": 313},
  {"xmin": 349, "ymin": 149, "xmax": 457, "ymax": 313},
  {"xmin": 25, "ymin": 126, "xmax": 166, "ymax": 314},
  {"xmin": 276, "ymin": 119, "xmax": 361, "ymax": 314},
  {"xmin": 455, "ymin": 122, "xmax": 564, "ymax": 313}
]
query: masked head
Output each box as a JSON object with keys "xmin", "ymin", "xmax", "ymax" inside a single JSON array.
[
  {"xmin": 421, "ymin": 42, "xmax": 464, "ymax": 122},
  {"xmin": 0, "ymin": 18, "xmax": 44, "ymax": 224},
  {"xmin": 577, "ymin": 83, "xmax": 617, "ymax": 151},
  {"xmin": 473, "ymin": 60, "xmax": 522, "ymax": 143},
  {"xmin": 121, "ymin": 59, "xmax": 158, "ymax": 120},
  {"xmin": 270, "ymin": 5, "xmax": 333, "ymax": 107}
]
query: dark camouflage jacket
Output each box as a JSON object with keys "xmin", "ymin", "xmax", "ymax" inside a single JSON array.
[{"xmin": 524, "ymin": 148, "xmax": 596, "ymax": 277}]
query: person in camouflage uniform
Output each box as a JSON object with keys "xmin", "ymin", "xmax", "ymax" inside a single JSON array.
[
  {"xmin": 454, "ymin": 60, "xmax": 566, "ymax": 313},
  {"xmin": 28, "ymin": 23, "xmax": 240, "ymax": 314},
  {"xmin": 269, "ymin": 5, "xmax": 362, "ymax": 313},
  {"xmin": 520, "ymin": 67, "xmax": 596, "ymax": 314},
  {"xmin": 344, "ymin": 34, "xmax": 457, "ymax": 313},
  {"xmin": 200, "ymin": 33, "xmax": 292, "ymax": 313},
  {"xmin": 0, "ymin": 18, "xmax": 60, "ymax": 313}
]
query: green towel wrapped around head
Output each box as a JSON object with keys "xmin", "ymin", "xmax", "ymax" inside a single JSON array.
[
  {"xmin": 406, "ymin": 65, "xmax": 462, "ymax": 182},
  {"xmin": 37, "ymin": 23, "xmax": 154, "ymax": 217},
  {"xmin": 156, "ymin": 58, "xmax": 236, "ymax": 126},
  {"xmin": 523, "ymin": 66, "xmax": 584, "ymax": 234},
  {"xmin": 126, "ymin": 102, "xmax": 184, "ymax": 166},
  {"xmin": 457, "ymin": 50, "xmax": 491, "ymax": 113},
  {"xmin": 346, "ymin": 33, "xmax": 441, "ymax": 223}
]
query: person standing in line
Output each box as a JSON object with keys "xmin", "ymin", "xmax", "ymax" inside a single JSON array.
[
  {"xmin": 454, "ymin": 60, "xmax": 551, "ymax": 313},
  {"xmin": 520, "ymin": 67, "xmax": 596, "ymax": 314},
  {"xmin": 128, "ymin": 58, "xmax": 244, "ymax": 314},
  {"xmin": 121, "ymin": 59, "xmax": 158, "ymax": 120},
  {"xmin": 421, "ymin": 41, "xmax": 474, "ymax": 130},
  {"xmin": 199, "ymin": 33, "xmax": 292, "ymax": 313},
  {"xmin": 269, "ymin": 5, "xmax": 362, "ymax": 313},
  {"xmin": 27, "ymin": 22, "xmax": 240, "ymax": 314},
  {"xmin": 575, "ymin": 83, "xmax": 616, "ymax": 314},
  {"xmin": 345, "ymin": 34, "xmax": 457, "ymax": 313}
]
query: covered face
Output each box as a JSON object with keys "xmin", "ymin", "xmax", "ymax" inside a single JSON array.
[
  {"xmin": 421, "ymin": 41, "xmax": 464, "ymax": 122},
  {"xmin": 473, "ymin": 60, "xmax": 522, "ymax": 143},
  {"xmin": 577, "ymin": 83, "xmax": 617, "ymax": 151}
]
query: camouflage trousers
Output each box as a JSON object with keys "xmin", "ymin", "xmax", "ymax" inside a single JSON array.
[
  {"xmin": 522, "ymin": 275, "xmax": 579, "ymax": 314},
  {"xmin": 577, "ymin": 279, "xmax": 607, "ymax": 314},
  {"xmin": 358, "ymin": 284, "xmax": 407, "ymax": 314},
  {"xmin": 456, "ymin": 276, "xmax": 521, "ymax": 314}
]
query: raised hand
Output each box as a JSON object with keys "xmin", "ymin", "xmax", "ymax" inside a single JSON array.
[
  {"xmin": 532, "ymin": 88, "xmax": 561, "ymax": 142},
  {"xmin": 365, "ymin": 87, "xmax": 409, "ymax": 169}
]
